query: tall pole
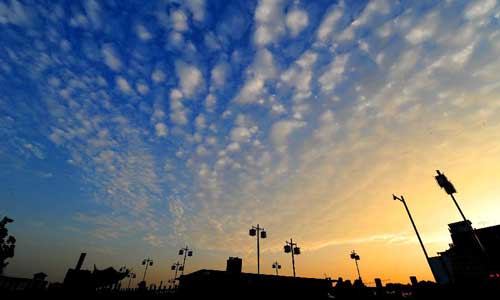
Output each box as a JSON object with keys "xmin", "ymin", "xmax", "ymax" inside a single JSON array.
[
  {"xmin": 249, "ymin": 224, "xmax": 266, "ymax": 274},
  {"xmin": 290, "ymin": 239, "xmax": 296, "ymax": 277},
  {"xmin": 181, "ymin": 246, "xmax": 188, "ymax": 276},
  {"xmin": 142, "ymin": 258, "xmax": 151, "ymax": 282},
  {"xmin": 434, "ymin": 170, "xmax": 488, "ymax": 257},
  {"xmin": 393, "ymin": 195, "xmax": 430, "ymax": 261},
  {"xmin": 355, "ymin": 259, "xmax": 361, "ymax": 282},
  {"xmin": 257, "ymin": 224, "xmax": 260, "ymax": 275},
  {"xmin": 450, "ymin": 193, "xmax": 468, "ymax": 223}
]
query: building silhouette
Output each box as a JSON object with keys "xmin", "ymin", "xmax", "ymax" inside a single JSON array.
[
  {"xmin": 177, "ymin": 257, "xmax": 332, "ymax": 299},
  {"xmin": 429, "ymin": 220, "xmax": 500, "ymax": 284}
]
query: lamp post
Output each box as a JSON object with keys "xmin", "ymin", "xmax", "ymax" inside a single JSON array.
[
  {"xmin": 118, "ymin": 266, "xmax": 128, "ymax": 290},
  {"xmin": 170, "ymin": 261, "xmax": 182, "ymax": 289},
  {"xmin": 127, "ymin": 272, "xmax": 136, "ymax": 289},
  {"xmin": 284, "ymin": 238, "xmax": 300, "ymax": 277},
  {"xmin": 141, "ymin": 257, "xmax": 154, "ymax": 282},
  {"xmin": 350, "ymin": 250, "xmax": 362, "ymax": 283},
  {"xmin": 392, "ymin": 195, "xmax": 431, "ymax": 262},
  {"xmin": 272, "ymin": 261, "xmax": 281, "ymax": 276},
  {"xmin": 178, "ymin": 246, "xmax": 193, "ymax": 276},
  {"xmin": 249, "ymin": 224, "xmax": 267, "ymax": 274}
]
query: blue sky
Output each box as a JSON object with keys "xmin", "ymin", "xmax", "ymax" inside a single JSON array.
[{"xmin": 1, "ymin": 0, "xmax": 500, "ymax": 284}]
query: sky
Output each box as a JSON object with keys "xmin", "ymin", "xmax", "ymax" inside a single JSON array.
[{"xmin": 1, "ymin": 0, "xmax": 500, "ymax": 287}]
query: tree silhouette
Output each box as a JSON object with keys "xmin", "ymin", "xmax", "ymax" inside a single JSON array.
[{"xmin": 0, "ymin": 216, "xmax": 16, "ymax": 275}]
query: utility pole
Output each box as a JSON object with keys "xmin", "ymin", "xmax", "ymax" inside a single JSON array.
[{"xmin": 249, "ymin": 224, "xmax": 267, "ymax": 274}]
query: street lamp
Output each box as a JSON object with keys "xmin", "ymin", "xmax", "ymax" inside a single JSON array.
[
  {"xmin": 170, "ymin": 261, "xmax": 182, "ymax": 289},
  {"xmin": 118, "ymin": 266, "xmax": 128, "ymax": 289},
  {"xmin": 249, "ymin": 224, "xmax": 267, "ymax": 274},
  {"xmin": 392, "ymin": 195, "xmax": 432, "ymax": 267},
  {"xmin": 284, "ymin": 238, "xmax": 300, "ymax": 277},
  {"xmin": 127, "ymin": 272, "xmax": 136, "ymax": 289},
  {"xmin": 141, "ymin": 257, "xmax": 154, "ymax": 282},
  {"xmin": 271, "ymin": 261, "xmax": 281, "ymax": 276},
  {"xmin": 350, "ymin": 250, "xmax": 362, "ymax": 283},
  {"xmin": 178, "ymin": 246, "xmax": 193, "ymax": 276}
]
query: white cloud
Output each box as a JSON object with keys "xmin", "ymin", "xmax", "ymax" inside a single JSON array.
[
  {"xmin": 226, "ymin": 142, "xmax": 240, "ymax": 152},
  {"xmin": 464, "ymin": 0, "xmax": 497, "ymax": 20},
  {"xmin": 406, "ymin": 12, "xmax": 439, "ymax": 45},
  {"xmin": 270, "ymin": 120, "xmax": 305, "ymax": 151},
  {"xmin": 318, "ymin": 54, "xmax": 349, "ymax": 93},
  {"xmin": 195, "ymin": 114, "xmax": 206, "ymax": 130},
  {"xmin": 102, "ymin": 44, "xmax": 122, "ymax": 71},
  {"xmin": 172, "ymin": 10, "xmax": 188, "ymax": 32},
  {"xmin": 135, "ymin": 24, "xmax": 152, "ymax": 41},
  {"xmin": 235, "ymin": 77, "xmax": 264, "ymax": 104},
  {"xmin": 286, "ymin": 9, "xmax": 309, "ymax": 37},
  {"xmin": 230, "ymin": 127, "xmax": 252, "ymax": 143},
  {"xmin": 115, "ymin": 76, "xmax": 132, "ymax": 94},
  {"xmin": 186, "ymin": 0, "xmax": 205, "ymax": 22},
  {"xmin": 84, "ymin": 0, "xmax": 101, "ymax": 28},
  {"xmin": 211, "ymin": 63, "xmax": 228, "ymax": 88},
  {"xmin": 316, "ymin": 2, "xmax": 344, "ymax": 42},
  {"xmin": 136, "ymin": 83, "xmax": 149, "ymax": 95},
  {"xmin": 235, "ymin": 49, "xmax": 276, "ymax": 104},
  {"xmin": 155, "ymin": 123, "xmax": 168, "ymax": 137},
  {"xmin": 176, "ymin": 62, "xmax": 204, "ymax": 98},
  {"xmin": 205, "ymin": 94, "xmax": 216, "ymax": 111},
  {"xmin": 152, "ymin": 69, "xmax": 166, "ymax": 83},
  {"xmin": 254, "ymin": 0, "xmax": 285, "ymax": 46},
  {"xmin": 0, "ymin": 0, "xmax": 29, "ymax": 25}
]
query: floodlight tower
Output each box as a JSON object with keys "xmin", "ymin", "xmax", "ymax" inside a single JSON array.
[
  {"xmin": 249, "ymin": 224, "xmax": 267, "ymax": 274},
  {"xmin": 284, "ymin": 239, "xmax": 301, "ymax": 277},
  {"xmin": 178, "ymin": 246, "xmax": 193, "ymax": 276},
  {"xmin": 272, "ymin": 261, "xmax": 281, "ymax": 276},
  {"xmin": 350, "ymin": 250, "xmax": 362, "ymax": 283},
  {"xmin": 434, "ymin": 170, "xmax": 487, "ymax": 256}
]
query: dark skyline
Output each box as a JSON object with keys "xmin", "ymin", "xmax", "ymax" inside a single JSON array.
[{"xmin": 1, "ymin": 0, "xmax": 500, "ymax": 286}]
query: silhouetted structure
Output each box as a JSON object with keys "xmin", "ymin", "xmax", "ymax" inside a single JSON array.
[
  {"xmin": 249, "ymin": 224, "xmax": 267, "ymax": 274},
  {"xmin": 0, "ymin": 216, "xmax": 15, "ymax": 275},
  {"xmin": 178, "ymin": 270, "xmax": 331, "ymax": 299},
  {"xmin": 178, "ymin": 246, "xmax": 193, "ymax": 276},
  {"xmin": 63, "ymin": 253, "xmax": 129, "ymax": 292},
  {"xmin": 226, "ymin": 257, "xmax": 242, "ymax": 275},
  {"xmin": 429, "ymin": 220, "xmax": 500, "ymax": 284},
  {"xmin": 284, "ymin": 238, "xmax": 301, "ymax": 277}
]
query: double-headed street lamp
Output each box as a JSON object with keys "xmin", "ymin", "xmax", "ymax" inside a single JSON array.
[
  {"xmin": 127, "ymin": 272, "xmax": 136, "ymax": 289},
  {"xmin": 141, "ymin": 258, "xmax": 154, "ymax": 282},
  {"xmin": 284, "ymin": 238, "xmax": 301, "ymax": 277},
  {"xmin": 170, "ymin": 261, "xmax": 182, "ymax": 288},
  {"xmin": 249, "ymin": 224, "xmax": 267, "ymax": 274},
  {"xmin": 178, "ymin": 246, "xmax": 193, "ymax": 276},
  {"xmin": 271, "ymin": 261, "xmax": 281, "ymax": 276},
  {"xmin": 350, "ymin": 250, "xmax": 362, "ymax": 283}
]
